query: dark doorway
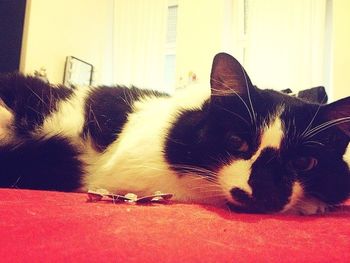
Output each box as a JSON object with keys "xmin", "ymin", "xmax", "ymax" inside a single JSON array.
[{"xmin": 0, "ymin": 0, "xmax": 27, "ymax": 73}]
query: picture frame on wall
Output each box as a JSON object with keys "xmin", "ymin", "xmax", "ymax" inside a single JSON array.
[{"xmin": 63, "ymin": 56, "xmax": 93, "ymax": 87}]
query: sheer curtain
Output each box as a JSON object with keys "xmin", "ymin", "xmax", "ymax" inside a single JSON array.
[
  {"xmin": 244, "ymin": 0, "xmax": 330, "ymax": 94},
  {"xmin": 113, "ymin": 0, "xmax": 168, "ymax": 90},
  {"xmin": 111, "ymin": 0, "xmax": 330, "ymax": 95}
]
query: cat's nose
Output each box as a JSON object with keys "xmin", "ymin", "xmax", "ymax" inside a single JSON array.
[
  {"xmin": 228, "ymin": 187, "xmax": 263, "ymax": 213},
  {"xmin": 230, "ymin": 187, "xmax": 251, "ymax": 205},
  {"xmin": 229, "ymin": 185, "xmax": 289, "ymax": 213}
]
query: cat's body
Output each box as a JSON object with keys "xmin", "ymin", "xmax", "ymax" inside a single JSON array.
[{"xmin": 1, "ymin": 53, "xmax": 349, "ymax": 215}]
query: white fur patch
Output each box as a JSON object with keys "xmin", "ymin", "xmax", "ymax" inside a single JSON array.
[
  {"xmin": 218, "ymin": 114, "xmax": 285, "ymax": 204},
  {"xmin": 38, "ymin": 86, "xmax": 90, "ymax": 139},
  {"xmin": 217, "ymin": 159, "xmax": 252, "ymax": 204},
  {"xmin": 0, "ymin": 100, "xmax": 15, "ymax": 144},
  {"xmin": 343, "ymin": 143, "xmax": 350, "ymax": 169},
  {"xmin": 82, "ymin": 85, "xmax": 224, "ymax": 205},
  {"xmin": 256, "ymin": 117, "xmax": 283, "ymax": 153},
  {"xmin": 282, "ymin": 181, "xmax": 303, "ymax": 212},
  {"xmin": 286, "ymin": 197, "xmax": 329, "ymax": 215}
]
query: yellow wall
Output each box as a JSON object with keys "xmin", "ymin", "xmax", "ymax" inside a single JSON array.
[
  {"xmin": 332, "ymin": 0, "xmax": 350, "ymax": 100},
  {"xmin": 20, "ymin": 0, "xmax": 114, "ymax": 85},
  {"xmin": 19, "ymin": 0, "xmax": 350, "ymax": 98},
  {"xmin": 175, "ymin": 0, "xmax": 228, "ymax": 88}
]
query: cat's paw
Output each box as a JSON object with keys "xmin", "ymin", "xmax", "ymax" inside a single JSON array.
[{"xmin": 285, "ymin": 198, "xmax": 330, "ymax": 215}]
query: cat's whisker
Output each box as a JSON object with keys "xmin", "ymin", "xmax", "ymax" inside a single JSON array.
[
  {"xmin": 305, "ymin": 118, "xmax": 344, "ymax": 136},
  {"xmin": 128, "ymin": 88, "xmax": 137, "ymax": 105},
  {"xmin": 187, "ymin": 175, "xmax": 220, "ymax": 183},
  {"xmin": 182, "ymin": 174, "xmax": 218, "ymax": 182},
  {"xmin": 240, "ymin": 64, "xmax": 257, "ymax": 132},
  {"xmin": 302, "ymin": 140, "xmax": 325, "ymax": 147},
  {"xmin": 11, "ymin": 176, "xmax": 22, "ymax": 188},
  {"xmin": 304, "ymin": 117, "xmax": 350, "ymax": 138},
  {"xmin": 124, "ymin": 163, "xmax": 220, "ymax": 185},
  {"xmin": 120, "ymin": 96, "xmax": 132, "ymax": 108},
  {"xmin": 189, "ymin": 185, "xmax": 222, "ymax": 192},
  {"xmin": 89, "ymin": 106, "xmax": 102, "ymax": 132},
  {"xmin": 27, "ymin": 105, "xmax": 44, "ymax": 116},
  {"xmin": 214, "ymin": 104, "xmax": 250, "ymax": 126},
  {"xmin": 48, "ymin": 86, "xmax": 53, "ymax": 110},
  {"xmin": 181, "ymin": 177, "xmax": 220, "ymax": 186},
  {"xmin": 292, "ymin": 118, "xmax": 300, "ymax": 142},
  {"xmin": 209, "ymin": 152, "xmax": 233, "ymax": 164},
  {"xmin": 307, "ymin": 117, "xmax": 349, "ymax": 134},
  {"xmin": 26, "ymin": 85, "xmax": 48, "ymax": 107},
  {"xmin": 122, "ymin": 88, "xmax": 133, "ymax": 108},
  {"xmin": 184, "ymin": 172, "xmax": 221, "ymax": 184},
  {"xmin": 300, "ymin": 94, "xmax": 327, "ymax": 138},
  {"xmin": 185, "ymin": 174, "xmax": 219, "ymax": 185},
  {"xmin": 165, "ymin": 137, "xmax": 187, "ymax": 146},
  {"xmin": 184, "ymin": 174, "xmax": 218, "ymax": 181},
  {"xmin": 285, "ymin": 117, "xmax": 298, "ymax": 143},
  {"xmin": 169, "ymin": 164, "xmax": 219, "ymax": 178},
  {"xmin": 210, "ymin": 78, "xmax": 254, "ymax": 125}
]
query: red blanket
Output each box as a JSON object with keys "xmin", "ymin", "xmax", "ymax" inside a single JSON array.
[{"xmin": 0, "ymin": 189, "xmax": 349, "ymax": 262}]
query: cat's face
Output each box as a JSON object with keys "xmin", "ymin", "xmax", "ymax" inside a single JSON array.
[{"xmin": 166, "ymin": 53, "xmax": 350, "ymax": 214}]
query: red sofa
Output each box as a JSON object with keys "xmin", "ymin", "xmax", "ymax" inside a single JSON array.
[{"xmin": 0, "ymin": 188, "xmax": 349, "ymax": 262}]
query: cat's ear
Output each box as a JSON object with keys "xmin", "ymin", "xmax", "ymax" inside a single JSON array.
[
  {"xmin": 210, "ymin": 53, "xmax": 253, "ymax": 96},
  {"xmin": 322, "ymin": 96, "xmax": 350, "ymax": 136},
  {"xmin": 297, "ymin": 86, "xmax": 328, "ymax": 104}
]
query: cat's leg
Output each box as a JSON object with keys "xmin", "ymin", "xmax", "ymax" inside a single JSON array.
[
  {"xmin": 0, "ymin": 135, "xmax": 84, "ymax": 191},
  {"xmin": 0, "ymin": 74, "xmax": 86, "ymax": 191}
]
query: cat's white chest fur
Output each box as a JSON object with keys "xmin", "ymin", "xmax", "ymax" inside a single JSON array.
[{"xmin": 81, "ymin": 85, "xmax": 224, "ymax": 205}]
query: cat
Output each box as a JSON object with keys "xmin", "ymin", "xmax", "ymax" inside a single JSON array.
[{"xmin": 0, "ymin": 53, "xmax": 349, "ymax": 215}]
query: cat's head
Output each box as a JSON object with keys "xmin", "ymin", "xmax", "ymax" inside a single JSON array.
[{"xmin": 167, "ymin": 53, "xmax": 350, "ymax": 214}]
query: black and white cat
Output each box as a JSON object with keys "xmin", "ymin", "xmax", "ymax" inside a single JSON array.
[{"xmin": 0, "ymin": 53, "xmax": 349, "ymax": 215}]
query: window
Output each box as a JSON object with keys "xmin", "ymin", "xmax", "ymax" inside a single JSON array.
[
  {"xmin": 240, "ymin": 0, "xmax": 332, "ymax": 94},
  {"xmin": 164, "ymin": 1, "xmax": 178, "ymax": 93}
]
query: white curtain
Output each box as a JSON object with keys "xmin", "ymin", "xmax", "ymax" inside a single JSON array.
[
  {"xmin": 113, "ymin": 0, "xmax": 168, "ymax": 90},
  {"xmin": 112, "ymin": 0, "xmax": 330, "ymax": 95},
  {"xmin": 244, "ymin": 0, "xmax": 329, "ymax": 93}
]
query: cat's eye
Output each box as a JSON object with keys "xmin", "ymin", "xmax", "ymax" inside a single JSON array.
[
  {"xmin": 290, "ymin": 157, "xmax": 318, "ymax": 172},
  {"xmin": 228, "ymin": 135, "xmax": 248, "ymax": 152}
]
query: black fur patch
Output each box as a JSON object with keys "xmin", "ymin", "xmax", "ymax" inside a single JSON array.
[
  {"xmin": 165, "ymin": 110, "xmax": 255, "ymax": 174},
  {"xmin": 248, "ymin": 148, "xmax": 293, "ymax": 212},
  {"xmin": 291, "ymin": 129, "xmax": 350, "ymax": 205},
  {"xmin": 83, "ymin": 86, "xmax": 168, "ymax": 151},
  {"xmin": 0, "ymin": 136, "xmax": 83, "ymax": 191},
  {"xmin": 0, "ymin": 73, "xmax": 73, "ymax": 136},
  {"xmin": 164, "ymin": 89, "xmax": 276, "ymax": 175}
]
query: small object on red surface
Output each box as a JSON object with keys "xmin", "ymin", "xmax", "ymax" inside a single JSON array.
[
  {"xmin": 136, "ymin": 191, "xmax": 173, "ymax": 203},
  {"xmin": 124, "ymin": 193, "xmax": 138, "ymax": 203},
  {"xmin": 87, "ymin": 189, "xmax": 173, "ymax": 204}
]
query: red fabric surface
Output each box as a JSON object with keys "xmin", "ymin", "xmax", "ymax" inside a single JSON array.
[{"xmin": 0, "ymin": 189, "xmax": 349, "ymax": 262}]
